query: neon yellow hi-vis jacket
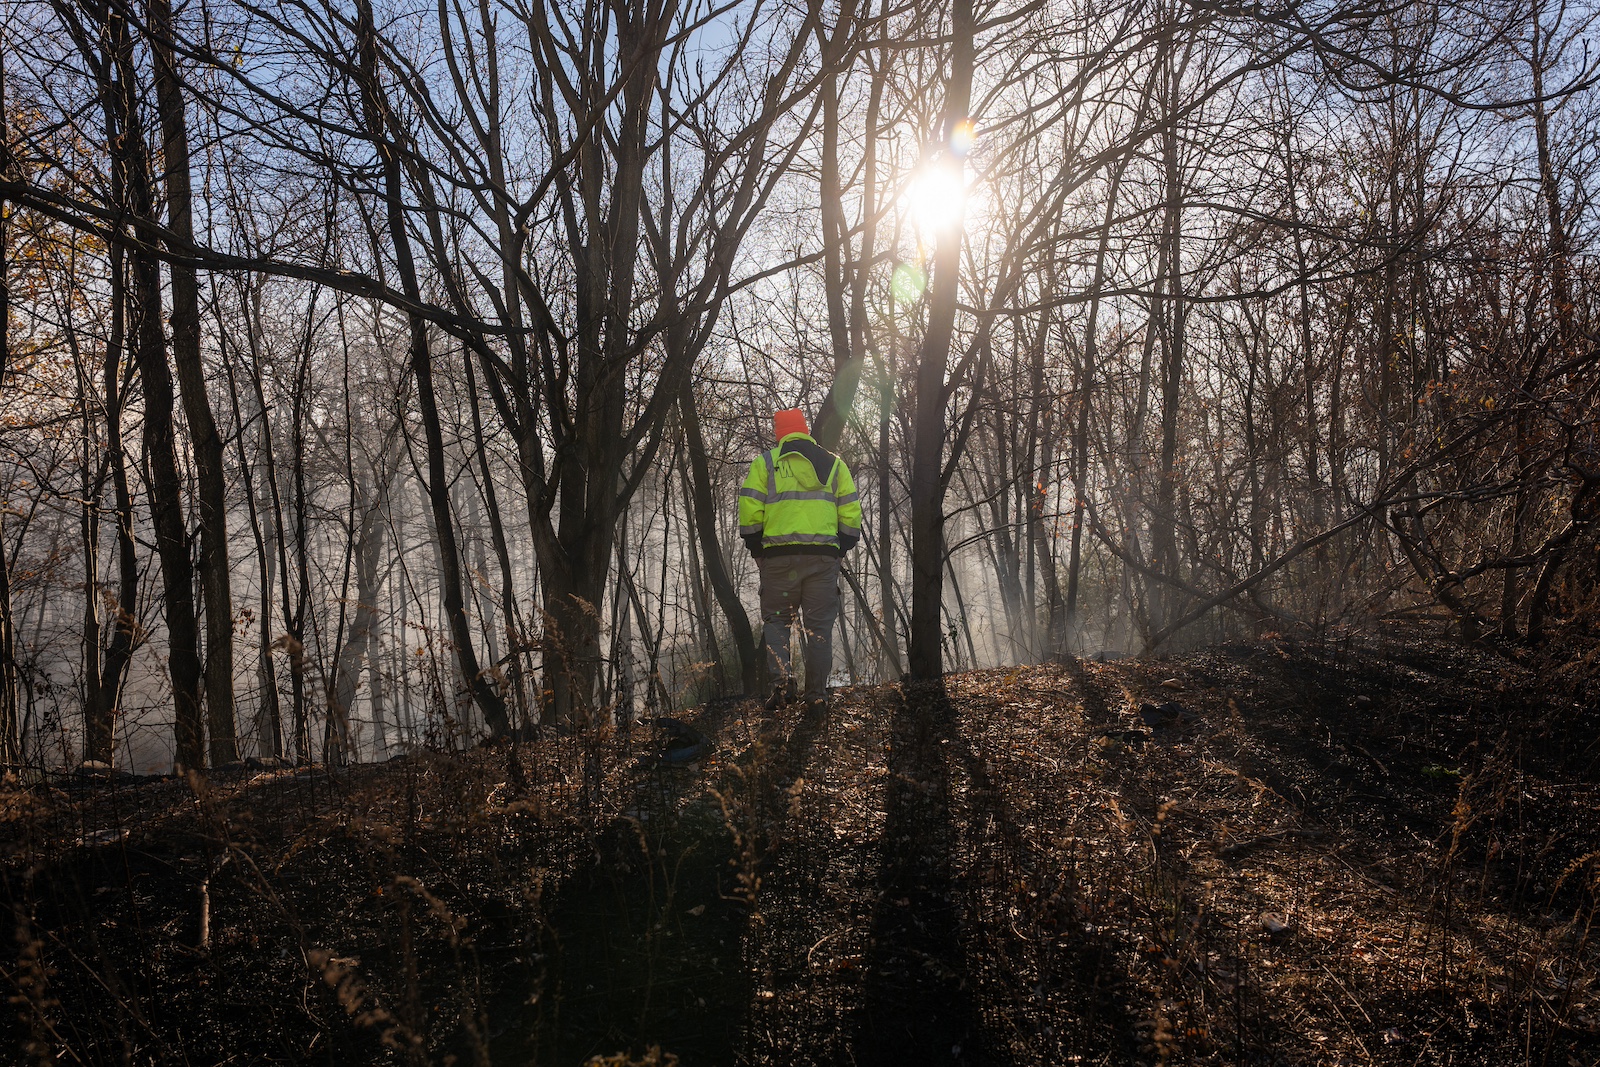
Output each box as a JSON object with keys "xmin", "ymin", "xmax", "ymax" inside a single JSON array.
[{"xmin": 738, "ymin": 432, "xmax": 862, "ymax": 558}]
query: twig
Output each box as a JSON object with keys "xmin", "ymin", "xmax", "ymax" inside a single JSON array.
[
  {"xmin": 1313, "ymin": 958, "xmax": 1376, "ymax": 1063},
  {"xmin": 198, "ymin": 852, "xmax": 234, "ymax": 952},
  {"xmin": 1350, "ymin": 741, "xmax": 1391, "ymax": 778},
  {"xmin": 806, "ymin": 930, "xmax": 842, "ymax": 966},
  {"xmin": 36, "ymin": 929, "xmax": 166, "ymax": 1049},
  {"xmin": 1218, "ymin": 828, "xmax": 1324, "ymax": 858}
]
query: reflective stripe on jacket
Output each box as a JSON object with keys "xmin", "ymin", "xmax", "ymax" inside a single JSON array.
[{"xmin": 738, "ymin": 432, "xmax": 862, "ymax": 557}]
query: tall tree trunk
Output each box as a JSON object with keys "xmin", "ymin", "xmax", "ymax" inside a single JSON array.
[
  {"xmin": 862, "ymin": 37, "xmax": 895, "ymax": 676},
  {"xmin": 148, "ymin": 0, "xmax": 237, "ymax": 764},
  {"xmin": 354, "ymin": 0, "xmax": 507, "ymax": 737},
  {"xmin": 1119, "ymin": 135, "xmax": 1170, "ymax": 651},
  {"xmin": 1028, "ymin": 322, "xmax": 1064, "ymax": 655},
  {"xmin": 533, "ymin": 0, "xmax": 659, "ymax": 726},
  {"xmin": 1514, "ymin": 16, "xmax": 1571, "ymax": 637},
  {"xmin": 1277, "ymin": 74, "xmax": 1332, "ymax": 625},
  {"xmin": 878, "ymin": 362, "xmax": 901, "ymax": 677},
  {"xmin": 219, "ymin": 281, "xmax": 283, "ymax": 758},
  {"xmin": 1065, "ymin": 141, "xmax": 1135, "ymax": 648},
  {"xmin": 907, "ymin": 0, "xmax": 975, "ymax": 680},
  {"xmin": 129, "ymin": 191, "xmax": 206, "ymax": 771},
  {"xmin": 105, "ymin": 8, "xmax": 205, "ymax": 771},
  {"xmin": 76, "ymin": 310, "xmax": 105, "ymax": 765},
  {"xmin": 286, "ymin": 307, "xmax": 312, "ymax": 761},
  {"xmin": 1150, "ymin": 31, "xmax": 1187, "ymax": 648},
  {"xmin": 0, "ymin": 40, "xmax": 20, "ymax": 764},
  {"xmin": 460, "ymin": 0, "xmax": 536, "ymax": 732}
]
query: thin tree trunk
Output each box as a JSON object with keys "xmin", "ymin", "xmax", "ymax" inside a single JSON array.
[
  {"xmin": 321, "ymin": 324, "xmax": 364, "ymax": 766},
  {"xmin": 368, "ymin": 638, "xmax": 390, "ymax": 758},
  {"xmin": 355, "ymin": 0, "xmax": 507, "ymax": 737},
  {"xmin": 462, "ymin": 484, "xmax": 501, "ymax": 699},
  {"xmin": 678, "ymin": 380, "xmax": 758, "ymax": 693},
  {"xmin": 1066, "ymin": 149, "xmax": 1131, "ymax": 646},
  {"xmin": 814, "ymin": 65, "xmax": 855, "ymax": 444},
  {"xmin": 878, "ymin": 363, "xmax": 901, "ymax": 677},
  {"xmin": 105, "ymin": 7, "xmax": 205, "ymax": 771},
  {"xmin": 218, "ymin": 280, "xmax": 282, "ymax": 758},
  {"xmin": 1277, "ymin": 75, "xmax": 1332, "ymax": 626},
  {"xmin": 1027, "ymin": 337, "xmax": 1064, "ymax": 654},
  {"xmin": 907, "ymin": 0, "xmax": 975, "ymax": 680},
  {"xmin": 618, "ymin": 528, "xmax": 672, "ymax": 714},
  {"xmin": 149, "ymin": 0, "xmax": 236, "ymax": 764},
  {"xmin": 75, "ymin": 310, "xmax": 105, "ymax": 765},
  {"xmin": 0, "ymin": 516, "xmax": 16, "ymax": 766},
  {"xmin": 287, "ymin": 308, "xmax": 312, "ymax": 761},
  {"xmin": 979, "ymin": 410, "xmax": 1026, "ymax": 644},
  {"xmin": 0, "ymin": 37, "xmax": 16, "ymax": 765},
  {"xmin": 676, "ymin": 457, "xmax": 724, "ymax": 688},
  {"xmin": 943, "ymin": 555, "xmax": 979, "ymax": 669},
  {"xmin": 463, "ymin": 353, "xmax": 528, "ymax": 733},
  {"xmin": 459, "ymin": 1, "xmax": 536, "ymax": 733},
  {"xmin": 1150, "ymin": 33, "xmax": 1187, "ymax": 647},
  {"xmin": 0, "ymin": 11, "xmax": 37, "ymax": 766},
  {"xmin": 92, "ymin": 247, "xmax": 140, "ymax": 763}
]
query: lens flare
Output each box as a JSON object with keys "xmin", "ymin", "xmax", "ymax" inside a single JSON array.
[
  {"xmin": 891, "ymin": 262, "xmax": 926, "ymax": 305},
  {"xmin": 950, "ymin": 119, "xmax": 976, "ymax": 157}
]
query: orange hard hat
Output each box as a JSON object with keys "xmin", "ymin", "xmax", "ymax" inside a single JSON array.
[{"xmin": 773, "ymin": 408, "xmax": 808, "ymax": 440}]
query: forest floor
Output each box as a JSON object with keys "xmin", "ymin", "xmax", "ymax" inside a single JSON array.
[{"xmin": 3, "ymin": 629, "xmax": 1600, "ymax": 1066}]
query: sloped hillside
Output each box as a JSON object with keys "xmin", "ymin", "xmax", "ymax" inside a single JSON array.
[{"xmin": 3, "ymin": 633, "xmax": 1597, "ymax": 1066}]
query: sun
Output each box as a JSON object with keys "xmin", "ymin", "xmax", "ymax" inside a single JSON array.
[{"xmin": 903, "ymin": 162, "xmax": 967, "ymax": 237}]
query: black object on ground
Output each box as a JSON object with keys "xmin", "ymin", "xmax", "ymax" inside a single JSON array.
[
  {"xmin": 1139, "ymin": 700, "xmax": 1196, "ymax": 727},
  {"xmin": 645, "ymin": 716, "xmax": 709, "ymax": 763}
]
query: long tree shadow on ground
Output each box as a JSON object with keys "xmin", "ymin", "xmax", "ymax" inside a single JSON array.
[
  {"xmin": 848, "ymin": 680, "xmax": 1013, "ymax": 1067},
  {"xmin": 945, "ymin": 727, "xmax": 1143, "ymax": 1063},
  {"xmin": 488, "ymin": 695, "xmax": 835, "ymax": 1065}
]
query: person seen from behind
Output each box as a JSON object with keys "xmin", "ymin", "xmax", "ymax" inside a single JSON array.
[{"xmin": 738, "ymin": 408, "xmax": 862, "ymax": 712}]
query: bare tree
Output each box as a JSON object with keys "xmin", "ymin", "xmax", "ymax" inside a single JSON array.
[
  {"xmin": 907, "ymin": 0, "xmax": 976, "ymax": 680},
  {"xmin": 149, "ymin": 0, "xmax": 237, "ymax": 763},
  {"xmin": 0, "ymin": 28, "xmax": 20, "ymax": 764}
]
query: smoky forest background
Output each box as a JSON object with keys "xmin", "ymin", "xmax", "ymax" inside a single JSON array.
[{"xmin": 1, "ymin": 0, "xmax": 1599, "ymax": 772}]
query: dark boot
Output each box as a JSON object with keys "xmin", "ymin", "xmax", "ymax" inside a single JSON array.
[{"xmin": 764, "ymin": 678, "xmax": 796, "ymax": 712}]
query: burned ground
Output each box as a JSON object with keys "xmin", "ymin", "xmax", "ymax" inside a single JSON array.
[{"xmin": 3, "ymin": 632, "xmax": 1598, "ymax": 1065}]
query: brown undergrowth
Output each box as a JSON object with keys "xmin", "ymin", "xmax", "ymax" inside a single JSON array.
[{"xmin": 3, "ymin": 632, "xmax": 1598, "ymax": 1065}]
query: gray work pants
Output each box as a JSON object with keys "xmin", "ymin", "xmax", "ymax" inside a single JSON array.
[{"xmin": 758, "ymin": 554, "xmax": 841, "ymax": 701}]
